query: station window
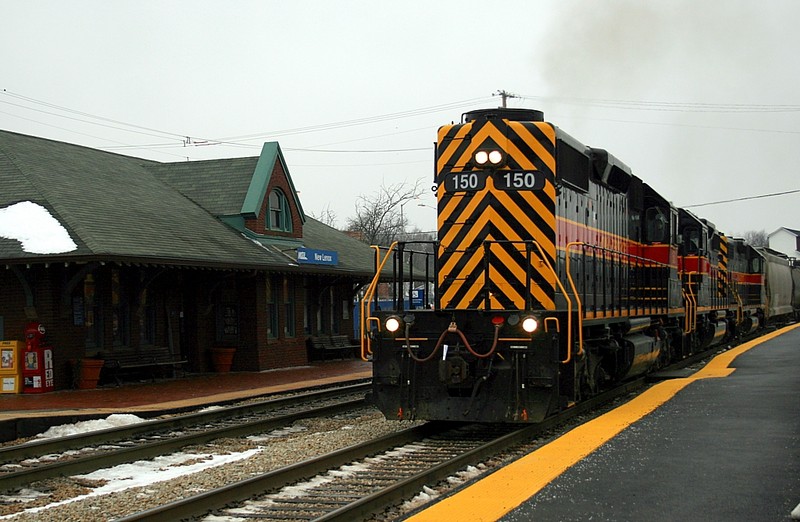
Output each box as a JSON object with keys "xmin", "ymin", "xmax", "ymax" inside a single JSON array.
[
  {"xmin": 266, "ymin": 275, "xmax": 279, "ymax": 339},
  {"xmin": 283, "ymin": 277, "xmax": 296, "ymax": 338},
  {"xmin": 83, "ymin": 274, "xmax": 101, "ymax": 348},
  {"xmin": 268, "ymin": 189, "xmax": 292, "ymax": 232},
  {"xmin": 139, "ymin": 288, "xmax": 155, "ymax": 345},
  {"xmin": 111, "ymin": 270, "xmax": 129, "ymax": 347}
]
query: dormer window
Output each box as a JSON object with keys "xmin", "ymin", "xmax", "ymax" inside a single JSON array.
[{"xmin": 268, "ymin": 189, "xmax": 292, "ymax": 232}]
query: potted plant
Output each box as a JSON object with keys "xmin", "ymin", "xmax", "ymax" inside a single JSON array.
[
  {"xmin": 209, "ymin": 347, "xmax": 236, "ymax": 373},
  {"xmin": 71, "ymin": 357, "xmax": 105, "ymax": 389}
]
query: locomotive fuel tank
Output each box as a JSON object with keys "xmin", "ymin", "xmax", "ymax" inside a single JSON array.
[
  {"xmin": 741, "ymin": 314, "xmax": 760, "ymax": 336},
  {"xmin": 617, "ymin": 333, "xmax": 664, "ymax": 381}
]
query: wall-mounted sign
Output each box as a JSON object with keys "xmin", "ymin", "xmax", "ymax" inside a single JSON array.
[{"xmin": 297, "ymin": 247, "xmax": 339, "ymax": 266}]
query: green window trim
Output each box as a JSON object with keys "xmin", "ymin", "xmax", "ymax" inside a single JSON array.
[{"xmin": 268, "ymin": 189, "xmax": 292, "ymax": 232}]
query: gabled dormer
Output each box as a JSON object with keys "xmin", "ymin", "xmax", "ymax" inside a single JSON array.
[
  {"xmin": 214, "ymin": 142, "xmax": 305, "ymax": 250},
  {"xmin": 239, "ymin": 142, "xmax": 305, "ymax": 240}
]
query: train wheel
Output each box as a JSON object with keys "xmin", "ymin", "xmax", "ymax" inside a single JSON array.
[{"xmin": 579, "ymin": 351, "xmax": 604, "ymax": 399}]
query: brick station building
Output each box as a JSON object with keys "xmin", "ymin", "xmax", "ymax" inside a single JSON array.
[{"xmin": 0, "ymin": 130, "xmax": 376, "ymax": 389}]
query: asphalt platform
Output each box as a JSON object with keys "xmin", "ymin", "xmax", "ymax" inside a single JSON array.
[{"xmin": 409, "ymin": 323, "xmax": 800, "ymax": 522}]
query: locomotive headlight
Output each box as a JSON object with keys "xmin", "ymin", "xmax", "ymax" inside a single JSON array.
[
  {"xmin": 521, "ymin": 316, "xmax": 539, "ymax": 333},
  {"xmin": 385, "ymin": 315, "xmax": 402, "ymax": 333},
  {"xmin": 473, "ymin": 149, "xmax": 505, "ymax": 166}
]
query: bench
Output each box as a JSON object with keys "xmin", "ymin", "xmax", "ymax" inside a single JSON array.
[
  {"xmin": 309, "ymin": 335, "xmax": 358, "ymax": 361},
  {"xmin": 103, "ymin": 347, "xmax": 188, "ymax": 385}
]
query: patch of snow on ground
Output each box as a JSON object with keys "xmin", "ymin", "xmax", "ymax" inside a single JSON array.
[
  {"xmin": 33, "ymin": 414, "xmax": 149, "ymax": 440},
  {"xmin": 0, "ymin": 449, "xmax": 260, "ymax": 519}
]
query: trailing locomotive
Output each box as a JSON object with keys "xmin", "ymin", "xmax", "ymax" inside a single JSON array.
[{"xmin": 360, "ymin": 107, "xmax": 798, "ymax": 424}]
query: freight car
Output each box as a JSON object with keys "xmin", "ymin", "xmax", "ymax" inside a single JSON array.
[
  {"xmin": 360, "ymin": 107, "xmax": 797, "ymax": 424},
  {"xmin": 758, "ymin": 247, "xmax": 800, "ymax": 320}
]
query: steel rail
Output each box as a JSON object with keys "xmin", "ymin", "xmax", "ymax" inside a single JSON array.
[
  {"xmin": 115, "ymin": 423, "xmax": 447, "ymax": 522},
  {"xmin": 110, "ymin": 344, "xmax": 735, "ymax": 520},
  {"xmin": 117, "ymin": 376, "xmax": 651, "ymax": 522},
  {"xmin": 0, "ymin": 387, "xmax": 368, "ymax": 492},
  {"xmin": 0, "ymin": 381, "xmax": 369, "ymax": 461}
]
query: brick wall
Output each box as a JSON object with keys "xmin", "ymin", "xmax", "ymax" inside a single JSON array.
[{"xmin": 243, "ymin": 161, "xmax": 303, "ymax": 238}]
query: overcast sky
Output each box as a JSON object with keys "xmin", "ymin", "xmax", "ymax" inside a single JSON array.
[{"xmin": 2, "ymin": 1, "xmax": 798, "ymax": 237}]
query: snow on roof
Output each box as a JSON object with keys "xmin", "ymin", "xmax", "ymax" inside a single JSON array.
[{"xmin": 0, "ymin": 201, "xmax": 77, "ymax": 254}]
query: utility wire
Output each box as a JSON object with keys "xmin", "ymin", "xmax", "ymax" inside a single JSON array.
[
  {"xmin": 2, "ymin": 90, "xmax": 189, "ymax": 138},
  {"xmin": 0, "ymin": 108, "xmax": 192, "ymax": 160},
  {"xmin": 682, "ymin": 189, "xmax": 800, "ymax": 208},
  {"xmin": 2, "ymin": 88, "xmax": 490, "ymax": 154},
  {"xmin": 214, "ymin": 97, "xmax": 492, "ymax": 143},
  {"xmin": 284, "ymin": 147, "xmax": 429, "ymax": 153},
  {"xmin": 517, "ymin": 93, "xmax": 800, "ymax": 113}
]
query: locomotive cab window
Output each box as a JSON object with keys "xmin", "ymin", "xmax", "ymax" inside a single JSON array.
[
  {"xmin": 645, "ymin": 207, "xmax": 669, "ymax": 243},
  {"xmin": 683, "ymin": 226, "xmax": 703, "ymax": 255}
]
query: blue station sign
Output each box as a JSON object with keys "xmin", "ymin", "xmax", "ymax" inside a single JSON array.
[{"xmin": 297, "ymin": 247, "xmax": 339, "ymax": 266}]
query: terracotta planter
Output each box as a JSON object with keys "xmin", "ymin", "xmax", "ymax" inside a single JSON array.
[
  {"xmin": 210, "ymin": 348, "xmax": 236, "ymax": 373},
  {"xmin": 76, "ymin": 359, "xmax": 104, "ymax": 389}
]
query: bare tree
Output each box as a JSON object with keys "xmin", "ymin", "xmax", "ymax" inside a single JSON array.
[
  {"xmin": 308, "ymin": 204, "xmax": 337, "ymax": 228},
  {"xmin": 346, "ymin": 180, "xmax": 425, "ymax": 245},
  {"xmin": 742, "ymin": 229, "xmax": 768, "ymax": 247}
]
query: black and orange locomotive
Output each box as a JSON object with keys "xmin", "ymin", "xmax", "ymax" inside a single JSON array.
[{"xmin": 360, "ymin": 107, "xmax": 798, "ymax": 423}]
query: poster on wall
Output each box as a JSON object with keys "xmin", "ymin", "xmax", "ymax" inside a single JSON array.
[
  {"xmin": 73, "ymin": 296, "xmax": 85, "ymax": 326},
  {"xmin": 222, "ymin": 306, "xmax": 238, "ymax": 336}
]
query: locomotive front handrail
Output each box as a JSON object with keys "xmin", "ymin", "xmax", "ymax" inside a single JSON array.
[
  {"xmin": 530, "ymin": 239, "xmax": 579, "ymax": 362},
  {"xmin": 681, "ymin": 273, "xmax": 699, "ymax": 334},
  {"xmin": 731, "ymin": 283, "xmax": 744, "ymax": 325},
  {"xmin": 360, "ymin": 242, "xmax": 398, "ymax": 361},
  {"xmin": 565, "ymin": 242, "xmax": 586, "ymax": 362}
]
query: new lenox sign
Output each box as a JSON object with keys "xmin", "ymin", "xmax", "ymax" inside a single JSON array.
[{"xmin": 296, "ymin": 247, "xmax": 338, "ymax": 266}]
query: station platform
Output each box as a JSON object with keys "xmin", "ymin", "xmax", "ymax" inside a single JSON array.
[
  {"xmin": 0, "ymin": 358, "xmax": 372, "ymax": 440},
  {"xmin": 409, "ymin": 323, "xmax": 800, "ymax": 522}
]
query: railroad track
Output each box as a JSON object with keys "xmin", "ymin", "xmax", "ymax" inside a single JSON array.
[
  {"xmin": 117, "ymin": 377, "xmax": 648, "ymax": 521},
  {"xmin": 0, "ymin": 381, "xmax": 370, "ymax": 494},
  {"xmin": 0, "ymin": 344, "xmax": 736, "ymax": 519}
]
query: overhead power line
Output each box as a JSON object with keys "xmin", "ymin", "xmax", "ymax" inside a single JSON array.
[
  {"xmin": 284, "ymin": 146, "xmax": 429, "ymax": 153},
  {"xmin": 517, "ymin": 93, "xmax": 800, "ymax": 113},
  {"xmin": 682, "ymin": 189, "xmax": 800, "ymax": 208},
  {"xmin": 214, "ymin": 97, "xmax": 492, "ymax": 143},
  {"xmin": 1, "ymin": 89, "xmax": 189, "ymax": 140},
  {"xmin": 1, "ymin": 88, "xmax": 492, "ymax": 155}
]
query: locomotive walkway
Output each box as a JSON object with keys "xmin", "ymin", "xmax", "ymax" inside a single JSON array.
[{"xmin": 410, "ymin": 323, "xmax": 800, "ymax": 521}]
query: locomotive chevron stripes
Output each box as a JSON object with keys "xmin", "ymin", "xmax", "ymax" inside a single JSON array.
[{"xmin": 436, "ymin": 118, "xmax": 557, "ymax": 311}]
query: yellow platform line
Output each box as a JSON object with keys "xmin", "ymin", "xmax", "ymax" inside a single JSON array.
[{"xmin": 407, "ymin": 323, "xmax": 800, "ymax": 522}]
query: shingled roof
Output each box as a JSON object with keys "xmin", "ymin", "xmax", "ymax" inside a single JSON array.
[{"xmin": 0, "ymin": 130, "xmax": 374, "ymax": 276}]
